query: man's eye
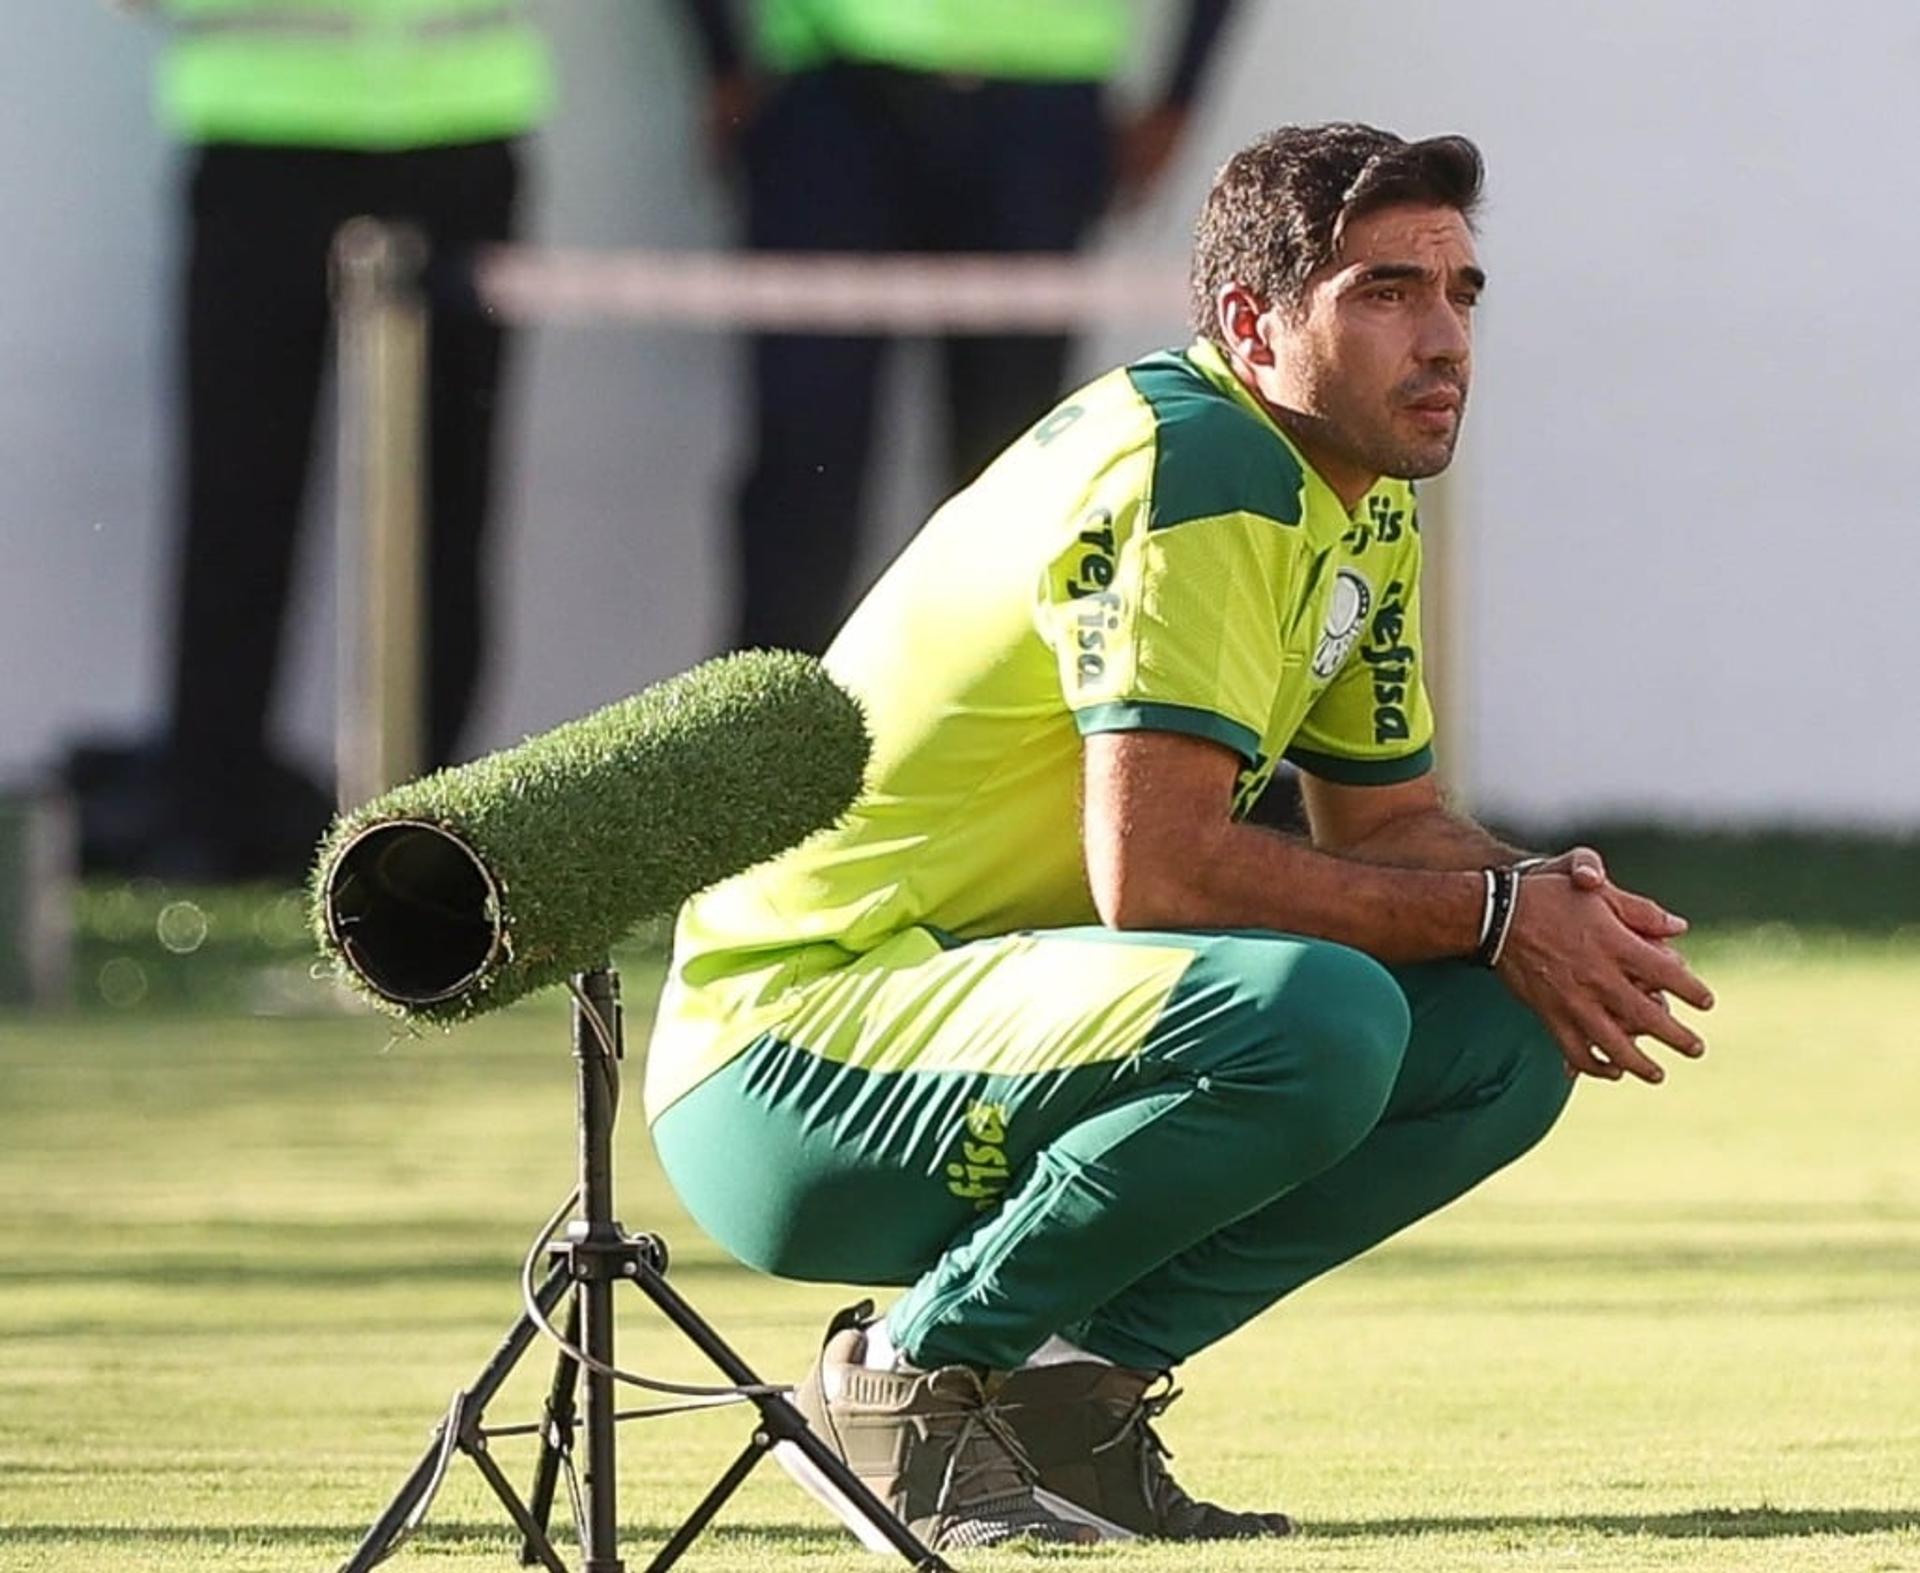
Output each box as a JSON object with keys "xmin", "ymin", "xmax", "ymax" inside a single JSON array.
[
  {"xmin": 1452, "ymin": 292, "xmax": 1481, "ymax": 310},
  {"xmin": 1373, "ymin": 287, "xmax": 1405, "ymax": 303}
]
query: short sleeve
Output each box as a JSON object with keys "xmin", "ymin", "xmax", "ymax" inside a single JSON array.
[
  {"xmin": 1037, "ymin": 487, "xmax": 1296, "ymax": 766},
  {"xmin": 1285, "ymin": 530, "xmax": 1435, "ymax": 784}
]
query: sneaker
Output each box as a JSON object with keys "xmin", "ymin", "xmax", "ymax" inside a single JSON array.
[
  {"xmin": 782, "ymin": 1302, "xmax": 1097, "ymax": 1552},
  {"xmin": 998, "ymin": 1361, "xmax": 1295, "ymax": 1541}
]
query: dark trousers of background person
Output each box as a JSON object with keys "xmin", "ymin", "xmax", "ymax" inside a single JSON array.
[
  {"xmin": 735, "ymin": 66, "xmax": 1111, "ymax": 654},
  {"xmin": 165, "ymin": 140, "xmax": 519, "ymax": 878}
]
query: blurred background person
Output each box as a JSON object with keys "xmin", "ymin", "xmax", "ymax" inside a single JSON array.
[
  {"xmin": 103, "ymin": 0, "xmax": 551, "ymax": 881},
  {"xmin": 680, "ymin": 0, "xmax": 1236, "ymax": 655}
]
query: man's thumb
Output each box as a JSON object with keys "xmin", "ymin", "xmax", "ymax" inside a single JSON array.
[{"xmin": 1568, "ymin": 846, "xmax": 1608, "ymax": 888}]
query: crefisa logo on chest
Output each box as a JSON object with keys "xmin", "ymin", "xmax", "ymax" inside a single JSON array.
[{"xmin": 1311, "ymin": 568, "xmax": 1372, "ymax": 679}]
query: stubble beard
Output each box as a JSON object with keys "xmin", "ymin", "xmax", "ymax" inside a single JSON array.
[
  {"xmin": 1377, "ymin": 427, "xmax": 1461, "ymax": 481},
  {"xmin": 1270, "ymin": 359, "xmax": 1469, "ymax": 489},
  {"xmin": 1345, "ymin": 389, "xmax": 1468, "ymax": 484}
]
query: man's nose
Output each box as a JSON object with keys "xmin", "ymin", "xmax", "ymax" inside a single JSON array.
[{"xmin": 1418, "ymin": 298, "xmax": 1471, "ymax": 364}]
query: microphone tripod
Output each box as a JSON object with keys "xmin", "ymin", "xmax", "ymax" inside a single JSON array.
[{"xmin": 337, "ymin": 965, "xmax": 951, "ymax": 1573}]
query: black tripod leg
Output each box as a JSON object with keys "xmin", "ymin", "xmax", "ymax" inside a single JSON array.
[
  {"xmin": 644, "ymin": 1435, "xmax": 768, "ymax": 1573},
  {"xmin": 472, "ymin": 1437, "xmax": 571, "ymax": 1573},
  {"xmin": 337, "ymin": 1431, "xmax": 449, "ymax": 1573},
  {"xmin": 337, "ymin": 1263, "xmax": 575, "ymax": 1573},
  {"xmin": 522, "ymin": 1294, "xmax": 583, "ymax": 1564},
  {"xmin": 579, "ymin": 1265, "xmax": 624, "ymax": 1573},
  {"xmin": 627, "ymin": 1267, "xmax": 952, "ymax": 1573}
]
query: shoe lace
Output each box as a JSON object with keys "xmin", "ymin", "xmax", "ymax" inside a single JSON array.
[
  {"xmin": 1092, "ymin": 1373, "xmax": 1189, "ymax": 1514},
  {"xmin": 932, "ymin": 1382, "xmax": 1045, "ymax": 1521}
]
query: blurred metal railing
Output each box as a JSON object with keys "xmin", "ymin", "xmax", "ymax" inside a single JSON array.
[{"xmin": 474, "ymin": 248, "xmax": 1190, "ymax": 331}]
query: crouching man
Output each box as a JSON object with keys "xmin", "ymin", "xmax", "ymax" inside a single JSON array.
[{"xmin": 644, "ymin": 122, "xmax": 1713, "ymax": 1551}]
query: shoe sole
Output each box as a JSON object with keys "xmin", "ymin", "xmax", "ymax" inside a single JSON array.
[
  {"xmin": 1031, "ymin": 1486, "xmax": 1138, "ymax": 1543},
  {"xmin": 774, "ymin": 1443, "xmax": 1126, "ymax": 1551},
  {"xmin": 771, "ymin": 1438, "xmax": 906, "ymax": 1555}
]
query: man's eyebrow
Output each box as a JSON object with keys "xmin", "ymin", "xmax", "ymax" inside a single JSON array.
[{"xmin": 1348, "ymin": 262, "xmax": 1488, "ymax": 291}]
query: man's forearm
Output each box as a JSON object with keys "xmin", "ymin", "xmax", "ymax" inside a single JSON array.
[
  {"xmin": 1331, "ymin": 805, "xmax": 1530, "ymax": 872},
  {"xmin": 1106, "ymin": 818, "xmax": 1487, "ymax": 963},
  {"xmin": 1087, "ymin": 734, "xmax": 1508, "ymax": 963}
]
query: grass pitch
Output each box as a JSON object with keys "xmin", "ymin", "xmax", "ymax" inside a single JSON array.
[{"xmin": 1, "ymin": 929, "xmax": 1916, "ymax": 1572}]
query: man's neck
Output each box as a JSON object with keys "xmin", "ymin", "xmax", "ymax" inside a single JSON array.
[
  {"xmin": 1267, "ymin": 408, "xmax": 1377, "ymax": 512},
  {"xmin": 1220, "ymin": 353, "xmax": 1377, "ymax": 511}
]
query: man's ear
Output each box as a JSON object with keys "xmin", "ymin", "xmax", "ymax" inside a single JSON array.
[{"xmin": 1215, "ymin": 283, "xmax": 1275, "ymax": 367}]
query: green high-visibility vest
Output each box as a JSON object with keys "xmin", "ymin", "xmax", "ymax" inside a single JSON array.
[
  {"xmin": 159, "ymin": 0, "xmax": 552, "ymax": 149},
  {"xmin": 753, "ymin": 0, "xmax": 1132, "ymax": 81}
]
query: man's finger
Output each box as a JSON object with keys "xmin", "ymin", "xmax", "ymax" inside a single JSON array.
[
  {"xmin": 1625, "ymin": 936, "xmax": 1716, "ymax": 1012},
  {"xmin": 1565, "ymin": 845, "xmax": 1607, "ymax": 889},
  {"xmin": 1541, "ymin": 1011, "xmax": 1610, "ymax": 1080},
  {"xmin": 1607, "ymin": 884, "xmax": 1688, "ymax": 938},
  {"xmin": 1531, "ymin": 846, "xmax": 1606, "ymax": 889},
  {"xmin": 1583, "ymin": 1008, "xmax": 1667, "ymax": 1085},
  {"xmin": 1561, "ymin": 1006, "xmax": 1627, "ymax": 1081},
  {"xmin": 1620, "ymin": 988, "xmax": 1707, "ymax": 1059}
]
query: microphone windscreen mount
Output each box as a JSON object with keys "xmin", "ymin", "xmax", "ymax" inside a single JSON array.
[{"xmin": 311, "ymin": 649, "xmax": 869, "ymax": 1024}]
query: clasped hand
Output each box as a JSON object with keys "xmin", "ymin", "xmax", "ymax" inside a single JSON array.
[{"xmin": 1495, "ymin": 847, "xmax": 1714, "ymax": 1084}]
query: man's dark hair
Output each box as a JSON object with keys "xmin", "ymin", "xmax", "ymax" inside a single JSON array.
[{"xmin": 1190, "ymin": 123, "xmax": 1484, "ymax": 339}]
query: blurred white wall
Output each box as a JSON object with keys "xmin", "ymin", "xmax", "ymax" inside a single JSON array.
[{"xmin": 4, "ymin": 0, "xmax": 1918, "ymax": 828}]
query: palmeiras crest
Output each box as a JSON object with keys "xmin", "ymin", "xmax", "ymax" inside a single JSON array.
[{"xmin": 1311, "ymin": 568, "xmax": 1372, "ymax": 680}]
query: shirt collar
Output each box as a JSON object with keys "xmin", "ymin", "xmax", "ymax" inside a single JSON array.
[{"xmin": 1181, "ymin": 338, "xmax": 1388, "ymax": 547}]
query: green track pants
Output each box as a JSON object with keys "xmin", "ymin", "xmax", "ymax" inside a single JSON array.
[{"xmin": 649, "ymin": 925, "xmax": 1571, "ymax": 1372}]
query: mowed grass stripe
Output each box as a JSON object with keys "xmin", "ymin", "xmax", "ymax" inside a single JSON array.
[{"xmin": 0, "ymin": 932, "xmax": 1916, "ymax": 1571}]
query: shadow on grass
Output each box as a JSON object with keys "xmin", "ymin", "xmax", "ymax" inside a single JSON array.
[
  {"xmin": 1310, "ymin": 1506, "xmax": 1919, "ymax": 1540},
  {"xmin": 6, "ymin": 1508, "xmax": 1915, "ymax": 1551},
  {"xmin": 1343, "ymin": 1241, "xmax": 1920, "ymax": 1281}
]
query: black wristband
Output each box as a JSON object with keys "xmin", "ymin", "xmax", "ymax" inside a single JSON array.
[{"xmin": 1473, "ymin": 864, "xmax": 1520, "ymax": 968}]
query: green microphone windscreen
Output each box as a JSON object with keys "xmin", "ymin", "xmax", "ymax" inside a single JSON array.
[{"xmin": 310, "ymin": 649, "xmax": 869, "ymax": 1025}]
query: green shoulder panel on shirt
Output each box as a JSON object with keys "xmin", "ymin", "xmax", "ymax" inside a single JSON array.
[{"xmin": 1125, "ymin": 352, "xmax": 1305, "ymax": 532}]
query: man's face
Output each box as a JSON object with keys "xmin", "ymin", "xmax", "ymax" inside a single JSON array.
[{"xmin": 1243, "ymin": 203, "xmax": 1482, "ymax": 498}]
